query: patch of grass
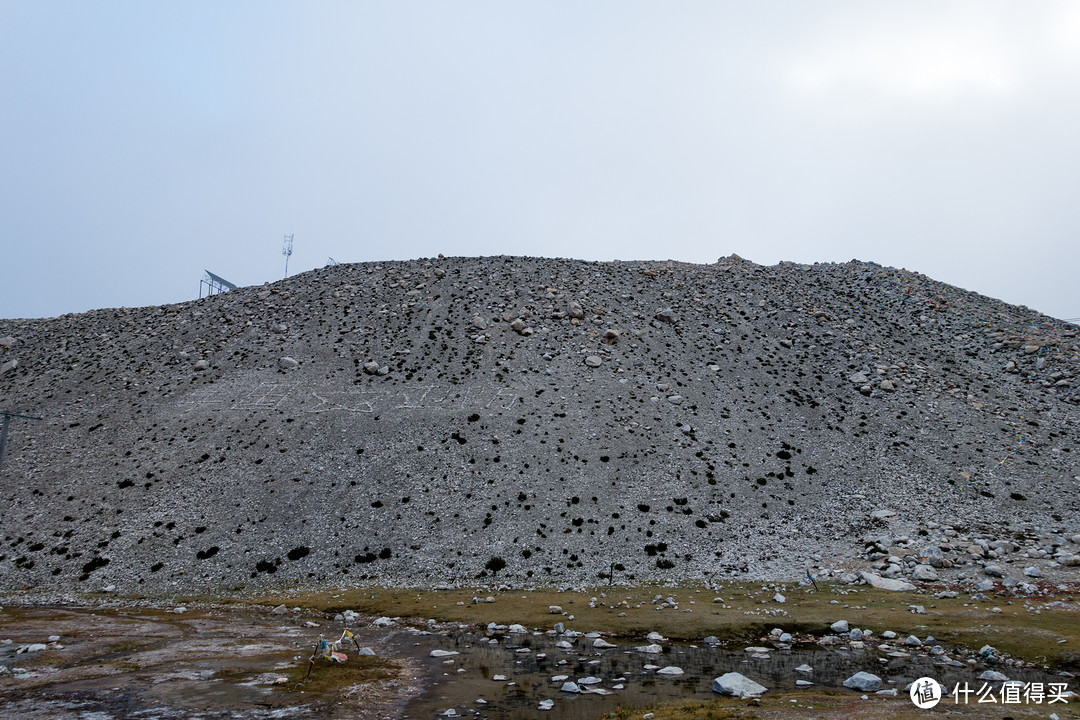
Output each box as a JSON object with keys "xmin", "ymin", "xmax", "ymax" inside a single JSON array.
[
  {"xmin": 249, "ymin": 581, "xmax": 1080, "ymax": 670},
  {"xmin": 106, "ymin": 638, "xmax": 152, "ymax": 655},
  {"xmin": 281, "ymin": 654, "xmax": 396, "ymax": 695}
]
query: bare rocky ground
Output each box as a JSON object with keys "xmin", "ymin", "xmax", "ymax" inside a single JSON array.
[{"xmin": 0, "ymin": 255, "xmax": 1078, "ymax": 598}]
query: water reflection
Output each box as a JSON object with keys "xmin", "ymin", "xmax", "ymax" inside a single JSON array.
[{"xmin": 396, "ymin": 629, "xmax": 1058, "ymax": 720}]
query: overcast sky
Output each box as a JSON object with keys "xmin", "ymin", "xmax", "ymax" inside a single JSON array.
[{"xmin": 2, "ymin": 1, "xmax": 1078, "ymax": 322}]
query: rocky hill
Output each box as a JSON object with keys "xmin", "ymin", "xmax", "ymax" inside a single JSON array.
[{"xmin": 1, "ymin": 256, "xmax": 1078, "ymax": 596}]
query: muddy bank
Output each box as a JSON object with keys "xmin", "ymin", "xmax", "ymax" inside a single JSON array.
[
  {"xmin": 0, "ymin": 604, "xmax": 418, "ymax": 719},
  {"xmin": 2, "ymin": 597, "xmax": 1075, "ymax": 720}
]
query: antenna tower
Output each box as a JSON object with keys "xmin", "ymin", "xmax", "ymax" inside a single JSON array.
[{"xmin": 282, "ymin": 234, "xmax": 294, "ymax": 277}]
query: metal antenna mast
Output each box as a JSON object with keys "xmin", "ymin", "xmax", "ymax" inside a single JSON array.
[
  {"xmin": 282, "ymin": 234, "xmax": 294, "ymax": 278},
  {"xmin": 0, "ymin": 411, "xmax": 42, "ymax": 475}
]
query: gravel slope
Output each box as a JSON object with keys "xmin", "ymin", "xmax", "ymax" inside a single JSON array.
[{"xmin": 0, "ymin": 255, "xmax": 1077, "ymax": 595}]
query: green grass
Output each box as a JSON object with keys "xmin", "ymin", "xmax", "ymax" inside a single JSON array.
[
  {"xmin": 249, "ymin": 581, "xmax": 1080, "ymax": 669},
  {"xmin": 280, "ymin": 654, "xmax": 397, "ymax": 695}
]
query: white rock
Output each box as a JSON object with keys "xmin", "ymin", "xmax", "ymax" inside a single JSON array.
[
  {"xmin": 912, "ymin": 565, "xmax": 938, "ymax": 582},
  {"xmin": 712, "ymin": 672, "xmax": 768, "ymax": 698},
  {"xmin": 430, "ymin": 649, "xmax": 460, "ymax": 658},
  {"xmin": 843, "ymin": 671, "xmax": 883, "ymax": 692},
  {"xmin": 979, "ymin": 670, "xmax": 1009, "ymax": 682},
  {"xmin": 860, "ymin": 571, "xmax": 917, "ymax": 592},
  {"xmin": 560, "ymin": 681, "xmax": 581, "ymax": 693},
  {"xmin": 634, "ymin": 644, "xmax": 663, "ymax": 653},
  {"xmin": 657, "ymin": 666, "xmax": 684, "ymax": 676}
]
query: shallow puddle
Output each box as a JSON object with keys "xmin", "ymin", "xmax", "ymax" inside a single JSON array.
[{"xmin": 394, "ymin": 628, "xmax": 1064, "ymax": 719}]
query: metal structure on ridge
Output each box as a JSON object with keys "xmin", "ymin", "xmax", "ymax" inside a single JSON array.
[{"xmin": 199, "ymin": 270, "xmax": 237, "ymax": 299}]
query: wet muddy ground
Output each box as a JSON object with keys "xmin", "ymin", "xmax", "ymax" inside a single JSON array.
[
  {"xmin": 1, "ymin": 603, "xmax": 1075, "ymax": 719},
  {"xmin": 0, "ymin": 604, "xmax": 417, "ymax": 719}
]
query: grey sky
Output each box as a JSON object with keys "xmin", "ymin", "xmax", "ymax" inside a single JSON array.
[{"xmin": 2, "ymin": 1, "xmax": 1078, "ymax": 321}]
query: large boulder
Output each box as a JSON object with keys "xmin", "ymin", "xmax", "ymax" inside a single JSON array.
[
  {"xmin": 860, "ymin": 571, "xmax": 917, "ymax": 592},
  {"xmin": 912, "ymin": 564, "xmax": 938, "ymax": 582},
  {"xmin": 843, "ymin": 671, "xmax": 883, "ymax": 692},
  {"xmin": 712, "ymin": 672, "xmax": 768, "ymax": 698}
]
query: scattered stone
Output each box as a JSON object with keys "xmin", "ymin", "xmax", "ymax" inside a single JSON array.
[
  {"xmin": 979, "ymin": 670, "xmax": 1009, "ymax": 682},
  {"xmin": 430, "ymin": 649, "xmax": 460, "ymax": 658},
  {"xmin": 655, "ymin": 308, "xmax": 676, "ymax": 324},
  {"xmin": 584, "ymin": 355, "xmax": 602, "ymax": 368},
  {"xmin": 713, "ymin": 672, "xmax": 768, "ymax": 698},
  {"xmin": 656, "ymin": 666, "xmax": 684, "ymax": 676},
  {"xmin": 634, "ymin": 644, "xmax": 663, "ymax": 654},
  {"xmin": 912, "ymin": 565, "xmax": 938, "ymax": 582},
  {"xmin": 860, "ymin": 571, "xmax": 917, "ymax": 592},
  {"xmin": 843, "ymin": 672, "xmax": 883, "ymax": 692}
]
